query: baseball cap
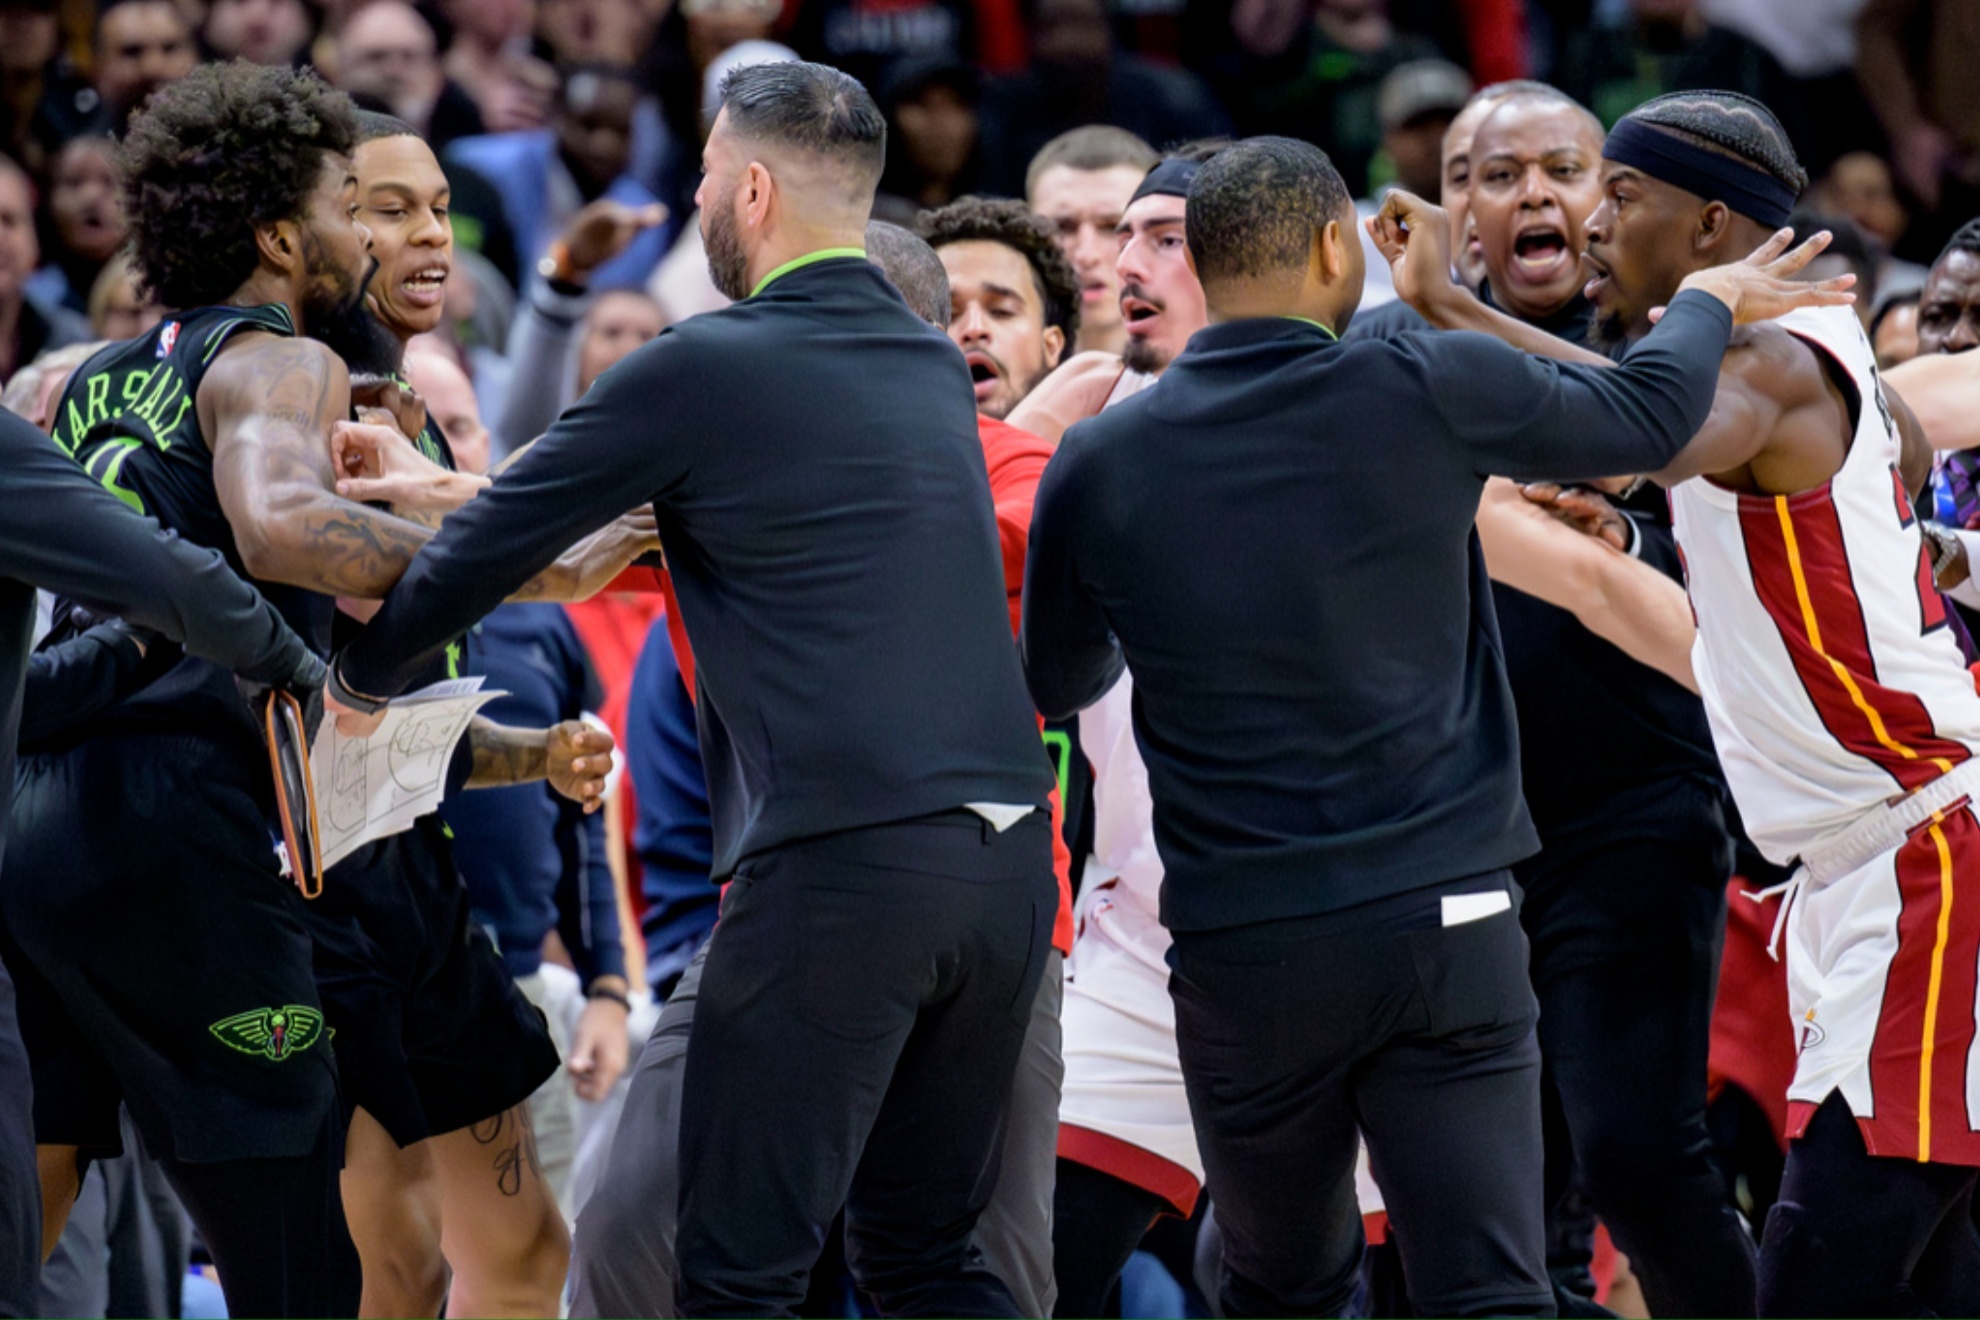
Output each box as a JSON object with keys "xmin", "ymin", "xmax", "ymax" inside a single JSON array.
[{"xmin": 1378, "ymin": 59, "xmax": 1472, "ymax": 133}]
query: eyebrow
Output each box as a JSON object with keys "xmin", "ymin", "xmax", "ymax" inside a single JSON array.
[
  {"xmin": 966, "ymin": 281, "xmax": 1028, "ymax": 303},
  {"xmin": 1117, "ymin": 213, "xmax": 1185, "ymax": 238}
]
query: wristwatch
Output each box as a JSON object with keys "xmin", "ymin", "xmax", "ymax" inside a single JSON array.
[
  {"xmin": 1923, "ymin": 522, "xmax": 1961, "ymax": 586},
  {"xmin": 537, "ymin": 240, "xmax": 581, "ymax": 288}
]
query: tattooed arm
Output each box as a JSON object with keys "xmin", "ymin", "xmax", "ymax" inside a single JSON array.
[
  {"xmin": 202, "ymin": 333, "xmax": 435, "ymax": 598},
  {"xmin": 466, "ymin": 716, "xmax": 615, "ymax": 812}
]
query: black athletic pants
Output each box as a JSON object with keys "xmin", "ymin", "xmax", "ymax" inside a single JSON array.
[
  {"xmin": 674, "ymin": 810, "xmax": 1055, "ymax": 1318},
  {"xmin": 1169, "ymin": 872, "xmax": 1553, "ymax": 1319},
  {"xmin": 1759, "ymin": 1093, "xmax": 1980, "ymax": 1317},
  {"xmin": 0, "ymin": 958, "xmax": 34, "ymax": 1319},
  {"xmin": 1050, "ymin": 1157, "xmax": 1167, "ymax": 1319},
  {"xmin": 1519, "ymin": 835, "xmax": 1757, "ymax": 1318}
]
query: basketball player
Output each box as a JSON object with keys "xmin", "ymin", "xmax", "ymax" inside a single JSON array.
[
  {"xmin": 924, "ymin": 197, "xmax": 1078, "ymax": 421},
  {"xmin": 314, "ymin": 112, "xmax": 629, "ymax": 1319},
  {"xmin": 6, "ymin": 62, "xmax": 636, "ymax": 1318},
  {"xmin": 1376, "ymin": 91, "xmax": 1980, "ymax": 1316}
]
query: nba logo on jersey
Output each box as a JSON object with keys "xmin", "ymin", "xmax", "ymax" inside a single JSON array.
[{"xmin": 155, "ymin": 321, "xmax": 180, "ymax": 359}]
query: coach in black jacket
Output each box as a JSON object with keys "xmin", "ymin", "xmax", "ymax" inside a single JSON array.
[
  {"xmin": 0, "ymin": 408, "xmax": 319, "ymax": 1318},
  {"xmin": 1022, "ymin": 137, "xmax": 1831, "ymax": 1319},
  {"xmin": 333, "ymin": 62, "xmax": 1055, "ymax": 1318}
]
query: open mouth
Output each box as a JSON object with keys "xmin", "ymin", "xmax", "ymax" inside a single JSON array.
[
  {"xmin": 1121, "ymin": 296, "xmax": 1161, "ymax": 332},
  {"xmin": 1511, "ymin": 226, "xmax": 1572, "ymax": 281},
  {"xmin": 400, "ymin": 264, "xmax": 449, "ymax": 308},
  {"xmin": 1580, "ymin": 250, "xmax": 1612, "ymax": 303},
  {"xmin": 964, "ymin": 350, "xmax": 1000, "ymax": 401}
]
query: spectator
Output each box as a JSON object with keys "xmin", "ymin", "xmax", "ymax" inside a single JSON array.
[
  {"xmin": 1024, "ymin": 125, "xmax": 1157, "ymax": 357},
  {"xmin": 1856, "ymin": 0, "xmax": 1980, "ymax": 257},
  {"xmin": 34, "ymin": 0, "xmax": 197, "ymax": 146},
  {"xmin": 0, "ymin": 0, "xmax": 70, "ymax": 177},
  {"xmin": 27, "ymin": 135, "xmax": 124, "ymax": 319},
  {"xmin": 334, "ymin": 1, "xmax": 487, "ymax": 153},
  {"xmin": 1788, "ymin": 209, "xmax": 1879, "ymax": 328},
  {"xmin": 536, "ymin": 0, "xmax": 658, "ymax": 67},
  {"xmin": 439, "ymin": 0, "xmax": 555, "ymax": 132},
  {"xmin": 1809, "ymin": 150, "xmax": 1930, "ymax": 302},
  {"xmin": 979, "ymin": 0, "xmax": 1227, "ymax": 197},
  {"xmin": 1354, "ymin": 57, "xmax": 1470, "ymax": 310},
  {"xmin": 1555, "ymin": 0, "xmax": 1813, "ymax": 165},
  {"xmin": 0, "ymin": 156, "xmax": 83, "ymax": 383},
  {"xmin": 494, "ymin": 196, "xmax": 669, "ymax": 462},
  {"xmin": 447, "ymin": 63, "xmax": 672, "ymax": 293},
  {"xmin": 877, "ymin": 58, "xmax": 982, "ymax": 215},
  {"xmin": 785, "ymin": 0, "xmax": 1026, "ymax": 94},
  {"xmin": 1872, "ymin": 287, "xmax": 1920, "ymax": 368},
  {"xmin": 86, "ymin": 249, "xmax": 162, "ymax": 341},
  {"xmin": 200, "ymin": 0, "xmax": 314, "ymax": 67}
]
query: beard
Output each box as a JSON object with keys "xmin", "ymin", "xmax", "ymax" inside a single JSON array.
[
  {"xmin": 703, "ymin": 192, "xmax": 751, "ymax": 302},
  {"xmin": 1122, "ymin": 334, "xmax": 1167, "ymax": 375},
  {"xmin": 1585, "ymin": 309, "xmax": 1630, "ymax": 361},
  {"xmin": 302, "ymin": 247, "xmax": 401, "ymax": 377}
]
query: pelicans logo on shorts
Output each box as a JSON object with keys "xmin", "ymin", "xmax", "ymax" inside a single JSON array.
[{"xmin": 209, "ymin": 1005, "xmax": 326, "ymax": 1061}]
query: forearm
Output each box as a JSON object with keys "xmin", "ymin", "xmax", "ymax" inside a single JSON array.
[
  {"xmin": 1418, "ymin": 284, "xmax": 1613, "ymax": 366},
  {"xmin": 466, "ymin": 715, "xmax": 549, "ymax": 787},
  {"xmin": 507, "ymin": 516, "xmax": 651, "ymax": 604},
  {"xmin": 494, "ymin": 293, "xmax": 585, "ymax": 463},
  {"xmin": 1885, "ymin": 355, "xmax": 1980, "ymax": 452},
  {"xmin": 242, "ymin": 482, "xmax": 435, "ymax": 599},
  {"xmin": 558, "ymin": 801, "xmax": 627, "ymax": 987}
]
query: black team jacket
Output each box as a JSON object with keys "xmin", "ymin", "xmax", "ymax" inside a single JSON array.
[
  {"xmin": 1021, "ymin": 291, "xmax": 1735, "ymax": 933},
  {"xmin": 340, "ymin": 254, "xmax": 1054, "ymax": 879}
]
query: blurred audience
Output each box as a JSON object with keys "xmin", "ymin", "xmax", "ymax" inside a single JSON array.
[{"xmin": 333, "ymin": 1, "xmax": 486, "ymax": 151}]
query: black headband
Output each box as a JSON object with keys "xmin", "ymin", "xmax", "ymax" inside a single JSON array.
[
  {"xmin": 1130, "ymin": 158, "xmax": 1199, "ymax": 205},
  {"xmin": 1603, "ymin": 117, "xmax": 1797, "ymax": 229}
]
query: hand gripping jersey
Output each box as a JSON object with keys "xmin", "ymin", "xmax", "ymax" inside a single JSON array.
[
  {"xmin": 47, "ymin": 306, "xmax": 330, "ymax": 747},
  {"xmin": 1671, "ymin": 304, "xmax": 1980, "ymax": 867}
]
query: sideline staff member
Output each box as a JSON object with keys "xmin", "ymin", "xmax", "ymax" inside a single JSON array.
[
  {"xmin": 333, "ymin": 62, "xmax": 1055, "ymax": 1318},
  {"xmin": 1022, "ymin": 136, "xmax": 1841, "ymax": 1318},
  {"xmin": 0, "ymin": 408, "xmax": 323, "ymax": 1317}
]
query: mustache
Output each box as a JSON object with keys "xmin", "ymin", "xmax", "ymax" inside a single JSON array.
[{"xmin": 1120, "ymin": 282, "xmax": 1165, "ymax": 311}]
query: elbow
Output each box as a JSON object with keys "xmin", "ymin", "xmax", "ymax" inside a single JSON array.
[{"xmin": 232, "ymin": 517, "xmax": 291, "ymax": 583}]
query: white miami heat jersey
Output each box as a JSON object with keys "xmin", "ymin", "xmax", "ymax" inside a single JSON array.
[{"xmin": 1671, "ymin": 304, "xmax": 1980, "ymax": 866}]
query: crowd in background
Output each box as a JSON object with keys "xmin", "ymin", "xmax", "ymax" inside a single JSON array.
[{"xmin": 0, "ymin": 1, "xmax": 1975, "ymax": 1317}]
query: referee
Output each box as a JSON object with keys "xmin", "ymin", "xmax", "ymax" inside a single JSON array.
[
  {"xmin": 1022, "ymin": 136, "xmax": 1821, "ymax": 1318},
  {"xmin": 0, "ymin": 408, "xmax": 320, "ymax": 1317},
  {"xmin": 332, "ymin": 62, "xmax": 1056, "ymax": 1318}
]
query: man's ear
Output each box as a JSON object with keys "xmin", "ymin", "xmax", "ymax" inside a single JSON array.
[
  {"xmin": 255, "ymin": 217, "xmax": 301, "ymax": 275},
  {"xmin": 743, "ymin": 160, "xmax": 775, "ymax": 230},
  {"xmin": 1695, "ymin": 200, "xmax": 1734, "ymax": 256},
  {"xmin": 1042, "ymin": 323, "xmax": 1067, "ymax": 369},
  {"xmin": 1317, "ymin": 219, "xmax": 1346, "ymax": 282}
]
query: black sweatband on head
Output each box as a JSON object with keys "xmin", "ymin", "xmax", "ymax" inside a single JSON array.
[
  {"xmin": 1603, "ymin": 117, "xmax": 1796, "ymax": 228},
  {"xmin": 1131, "ymin": 158, "xmax": 1200, "ymax": 205}
]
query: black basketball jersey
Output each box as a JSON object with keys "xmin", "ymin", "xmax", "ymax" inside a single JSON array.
[{"xmin": 48, "ymin": 304, "xmax": 330, "ymax": 746}]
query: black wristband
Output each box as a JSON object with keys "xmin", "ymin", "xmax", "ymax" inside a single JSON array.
[
  {"xmin": 326, "ymin": 657, "xmax": 388, "ymax": 714},
  {"xmin": 587, "ymin": 984, "xmax": 631, "ymax": 1010}
]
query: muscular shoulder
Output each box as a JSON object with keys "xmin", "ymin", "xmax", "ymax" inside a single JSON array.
[
  {"xmin": 196, "ymin": 333, "xmax": 347, "ymax": 446},
  {"xmin": 1721, "ymin": 322, "xmax": 1831, "ymax": 407}
]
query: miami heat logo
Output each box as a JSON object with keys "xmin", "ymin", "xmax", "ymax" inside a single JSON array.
[
  {"xmin": 155, "ymin": 321, "xmax": 180, "ymax": 359},
  {"xmin": 209, "ymin": 1005, "xmax": 326, "ymax": 1060},
  {"xmin": 1799, "ymin": 1009, "xmax": 1825, "ymax": 1053}
]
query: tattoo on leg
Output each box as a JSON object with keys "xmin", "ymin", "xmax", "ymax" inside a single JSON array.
[{"xmin": 472, "ymin": 1106, "xmax": 540, "ymax": 1197}]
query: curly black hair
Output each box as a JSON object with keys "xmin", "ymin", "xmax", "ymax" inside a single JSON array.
[
  {"xmin": 119, "ymin": 60, "xmax": 360, "ymax": 310},
  {"xmin": 919, "ymin": 195, "xmax": 1081, "ymax": 347}
]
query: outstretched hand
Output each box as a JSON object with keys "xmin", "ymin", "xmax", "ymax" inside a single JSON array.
[
  {"xmin": 560, "ymin": 200, "xmax": 669, "ymax": 282},
  {"xmin": 1517, "ymin": 482, "xmax": 1632, "ymax": 552},
  {"xmin": 1367, "ymin": 189, "xmax": 1458, "ymax": 312},
  {"xmin": 1660, "ymin": 228, "xmax": 1855, "ymax": 326}
]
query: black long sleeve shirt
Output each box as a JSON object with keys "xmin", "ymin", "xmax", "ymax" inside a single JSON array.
[
  {"xmin": 1021, "ymin": 291, "xmax": 1734, "ymax": 932},
  {"xmin": 0, "ymin": 411, "xmax": 314, "ymax": 871},
  {"xmin": 342, "ymin": 255, "xmax": 1054, "ymax": 877}
]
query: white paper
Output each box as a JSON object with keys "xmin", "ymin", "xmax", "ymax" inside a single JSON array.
[
  {"xmin": 1440, "ymin": 890, "xmax": 1512, "ymax": 928},
  {"xmin": 309, "ymin": 678, "xmax": 504, "ymax": 870}
]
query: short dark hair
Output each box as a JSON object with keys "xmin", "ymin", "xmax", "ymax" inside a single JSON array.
[
  {"xmin": 1934, "ymin": 218, "xmax": 1980, "ymax": 270},
  {"xmin": 355, "ymin": 110, "xmax": 420, "ymax": 144},
  {"xmin": 920, "ymin": 196, "xmax": 1081, "ymax": 346},
  {"xmin": 1186, "ymin": 136, "xmax": 1352, "ymax": 285},
  {"xmin": 1024, "ymin": 125, "xmax": 1158, "ymax": 199},
  {"xmin": 1622, "ymin": 90, "xmax": 1808, "ymax": 195},
  {"xmin": 864, "ymin": 220, "xmax": 950, "ymax": 327},
  {"xmin": 121, "ymin": 60, "xmax": 359, "ymax": 309},
  {"xmin": 717, "ymin": 60, "xmax": 885, "ymax": 190}
]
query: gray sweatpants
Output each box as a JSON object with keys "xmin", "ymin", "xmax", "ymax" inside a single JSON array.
[{"xmin": 570, "ymin": 939, "xmax": 1064, "ymax": 1318}]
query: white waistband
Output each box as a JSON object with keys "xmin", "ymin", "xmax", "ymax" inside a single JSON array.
[{"xmin": 1798, "ymin": 756, "xmax": 1980, "ymax": 887}]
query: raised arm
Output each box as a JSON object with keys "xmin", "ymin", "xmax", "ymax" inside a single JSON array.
[
  {"xmin": 1475, "ymin": 479, "xmax": 1697, "ymax": 691},
  {"xmin": 202, "ymin": 334, "xmax": 436, "ymax": 599},
  {"xmin": 1884, "ymin": 352, "xmax": 1980, "ymax": 453},
  {"xmin": 0, "ymin": 410, "xmax": 317, "ymax": 688}
]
